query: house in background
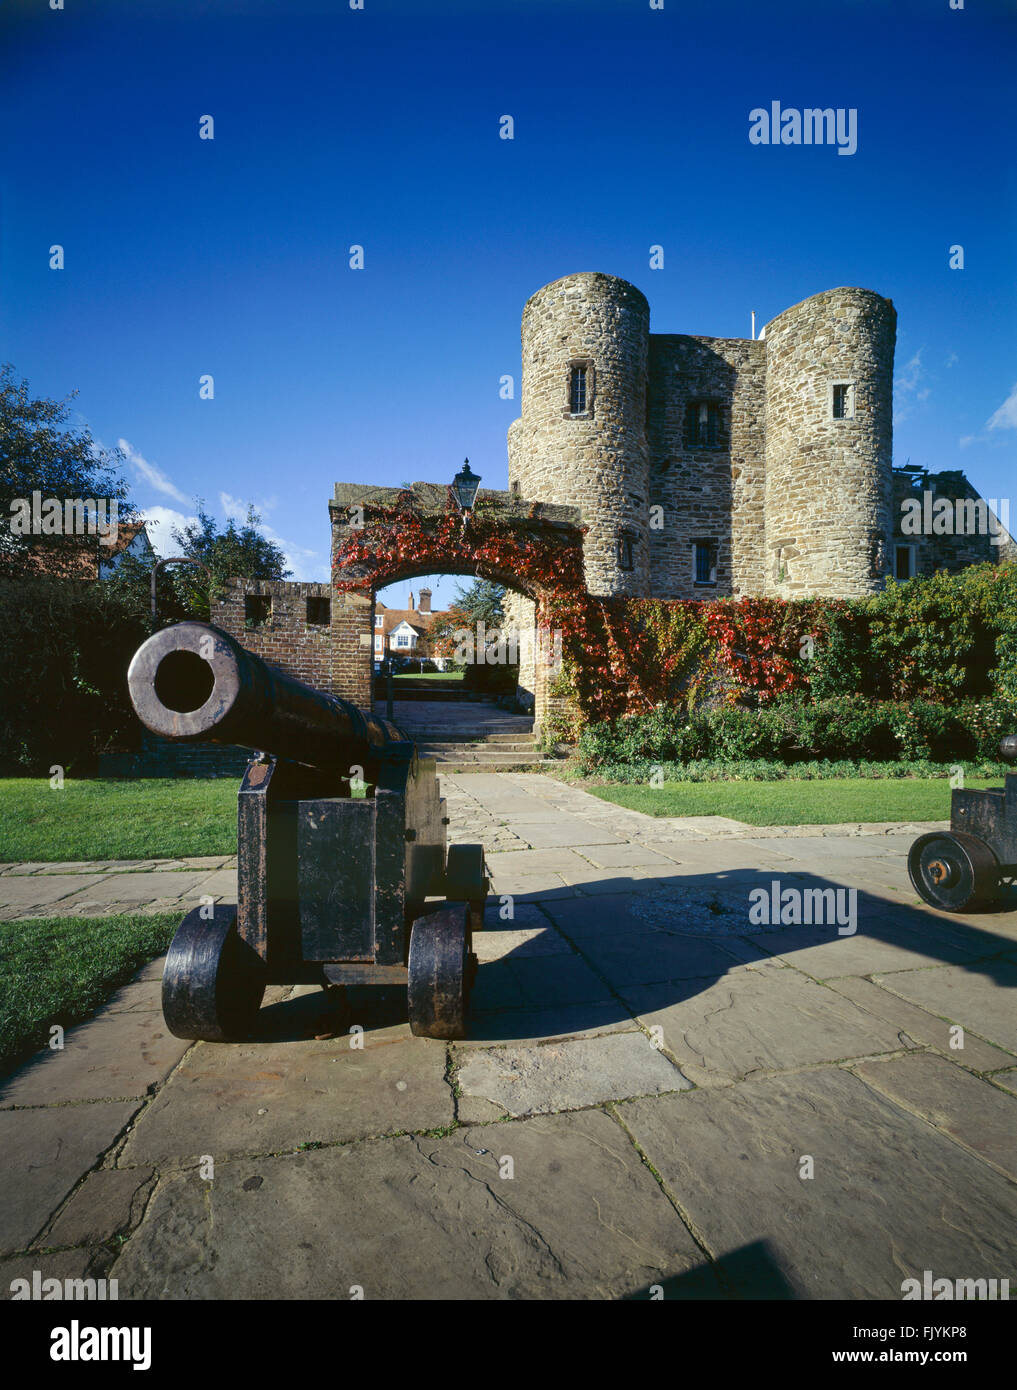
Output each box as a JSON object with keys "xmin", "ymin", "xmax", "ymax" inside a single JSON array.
[
  {"xmin": 373, "ymin": 587, "xmax": 450, "ymax": 667},
  {"xmin": 19, "ymin": 519, "xmax": 156, "ymax": 580}
]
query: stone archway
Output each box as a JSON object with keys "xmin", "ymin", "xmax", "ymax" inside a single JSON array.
[{"xmin": 328, "ymin": 481, "xmax": 585, "ymax": 735}]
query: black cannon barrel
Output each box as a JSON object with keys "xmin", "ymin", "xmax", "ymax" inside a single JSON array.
[{"xmin": 128, "ymin": 621, "xmax": 408, "ymax": 770}]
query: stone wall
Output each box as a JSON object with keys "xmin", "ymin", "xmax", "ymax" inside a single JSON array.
[
  {"xmin": 763, "ymin": 287, "xmax": 896, "ymax": 598},
  {"xmin": 647, "ymin": 334, "xmax": 767, "ymax": 599},
  {"xmin": 508, "ymin": 272, "xmax": 650, "ymax": 597}
]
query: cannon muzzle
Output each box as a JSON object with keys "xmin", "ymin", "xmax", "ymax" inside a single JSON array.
[{"xmin": 128, "ymin": 621, "xmax": 407, "ymax": 771}]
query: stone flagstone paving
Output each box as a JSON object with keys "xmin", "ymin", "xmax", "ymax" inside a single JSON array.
[{"xmin": 2, "ymin": 772, "xmax": 1016, "ymax": 1299}]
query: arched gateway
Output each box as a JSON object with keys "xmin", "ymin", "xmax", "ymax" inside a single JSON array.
[{"xmin": 329, "ymin": 480, "xmax": 585, "ymax": 736}]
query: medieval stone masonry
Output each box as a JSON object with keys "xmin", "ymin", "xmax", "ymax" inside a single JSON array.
[{"xmin": 210, "ymin": 271, "xmax": 1012, "ymax": 720}]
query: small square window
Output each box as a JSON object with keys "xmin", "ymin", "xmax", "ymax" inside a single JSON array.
[
  {"xmin": 244, "ymin": 594, "xmax": 271, "ymax": 626},
  {"xmin": 832, "ymin": 383, "xmax": 855, "ymax": 420},
  {"xmin": 692, "ymin": 539, "xmax": 718, "ymax": 586},
  {"xmin": 685, "ymin": 400, "xmax": 722, "ymax": 448},
  {"xmin": 374, "ymin": 614, "xmax": 384, "ymax": 628},
  {"xmin": 306, "ymin": 597, "xmax": 330, "ymax": 625}
]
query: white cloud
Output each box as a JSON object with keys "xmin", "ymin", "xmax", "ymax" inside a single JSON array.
[
  {"xmin": 893, "ymin": 351, "xmax": 931, "ymax": 424},
  {"xmin": 987, "ymin": 383, "xmax": 1017, "ymax": 431},
  {"xmin": 119, "ymin": 438, "xmax": 190, "ymax": 505},
  {"xmin": 139, "ymin": 506, "xmax": 200, "ymax": 557},
  {"xmin": 216, "ymin": 492, "xmax": 327, "ymax": 581}
]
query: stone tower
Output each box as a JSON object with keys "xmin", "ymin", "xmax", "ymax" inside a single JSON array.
[
  {"xmin": 763, "ymin": 287, "xmax": 896, "ymax": 597},
  {"xmin": 507, "ymin": 272, "xmax": 650, "ymax": 597}
]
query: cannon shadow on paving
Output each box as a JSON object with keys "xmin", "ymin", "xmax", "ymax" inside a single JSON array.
[{"xmin": 240, "ymin": 868, "xmax": 1017, "ymax": 1051}]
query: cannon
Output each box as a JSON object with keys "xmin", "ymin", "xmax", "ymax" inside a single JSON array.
[
  {"xmin": 908, "ymin": 735, "xmax": 1017, "ymax": 912},
  {"xmin": 127, "ymin": 621, "xmax": 488, "ymax": 1041}
]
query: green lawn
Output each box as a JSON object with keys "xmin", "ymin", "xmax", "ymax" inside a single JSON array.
[
  {"xmin": 585, "ymin": 777, "xmax": 999, "ymax": 825},
  {"xmin": 392, "ymin": 671, "xmax": 463, "ymax": 681},
  {"xmin": 0, "ymin": 778, "xmax": 236, "ymax": 862},
  {"xmin": 0, "ymin": 912, "xmax": 179, "ymax": 1073}
]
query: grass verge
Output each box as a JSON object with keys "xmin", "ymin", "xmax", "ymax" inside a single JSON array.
[
  {"xmin": 0, "ymin": 778, "xmax": 235, "ymax": 862},
  {"xmin": 584, "ymin": 776, "xmax": 1000, "ymax": 825},
  {"xmin": 0, "ymin": 912, "xmax": 179, "ymax": 1073}
]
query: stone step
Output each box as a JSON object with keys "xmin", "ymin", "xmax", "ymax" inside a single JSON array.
[{"xmin": 416, "ymin": 740, "xmax": 535, "ymax": 753}]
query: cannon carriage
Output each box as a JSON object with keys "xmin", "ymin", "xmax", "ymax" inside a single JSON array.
[
  {"xmin": 908, "ymin": 735, "xmax": 1017, "ymax": 912},
  {"xmin": 127, "ymin": 622, "xmax": 488, "ymax": 1041}
]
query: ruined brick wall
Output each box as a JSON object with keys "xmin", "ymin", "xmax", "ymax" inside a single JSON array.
[
  {"xmin": 763, "ymin": 287, "xmax": 896, "ymax": 598},
  {"xmin": 212, "ymin": 578, "xmax": 336, "ymax": 690},
  {"xmin": 647, "ymin": 334, "xmax": 767, "ymax": 599},
  {"xmin": 507, "ymin": 272, "xmax": 650, "ymax": 597}
]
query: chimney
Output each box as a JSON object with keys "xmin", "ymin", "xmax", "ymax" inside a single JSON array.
[
  {"xmin": 407, "ymin": 591, "xmax": 415, "ymax": 610},
  {"xmin": 418, "ymin": 587, "xmax": 432, "ymax": 613}
]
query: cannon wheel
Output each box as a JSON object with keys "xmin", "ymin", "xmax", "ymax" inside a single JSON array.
[
  {"xmin": 407, "ymin": 903, "xmax": 475, "ymax": 1039},
  {"xmin": 908, "ymin": 831, "xmax": 1000, "ymax": 912},
  {"xmin": 444, "ymin": 843, "xmax": 488, "ymax": 933},
  {"xmin": 162, "ymin": 905, "xmax": 267, "ymax": 1041}
]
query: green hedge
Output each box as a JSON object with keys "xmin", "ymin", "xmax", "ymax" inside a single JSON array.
[
  {"xmin": 576, "ymin": 695, "xmax": 1017, "ymax": 771},
  {"xmin": 565, "ymin": 758, "xmax": 1009, "ymax": 785}
]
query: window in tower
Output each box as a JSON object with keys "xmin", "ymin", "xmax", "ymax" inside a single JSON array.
[
  {"xmin": 569, "ymin": 364, "xmax": 588, "ymax": 415},
  {"xmin": 831, "ymin": 382, "xmax": 855, "ymax": 419},
  {"xmin": 692, "ymin": 539, "xmax": 718, "ymax": 586},
  {"xmin": 617, "ymin": 533, "xmax": 635, "ymax": 572},
  {"xmin": 685, "ymin": 400, "xmax": 721, "ymax": 448}
]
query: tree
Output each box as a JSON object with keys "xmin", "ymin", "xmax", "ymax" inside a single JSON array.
[
  {"xmin": 0, "ymin": 364, "xmax": 135, "ymax": 577},
  {"xmin": 429, "ymin": 578, "xmax": 510, "ymax": 672},
  {"xmin": 167, "ymin": 501, "xmax": 291, "ymax": 617}
]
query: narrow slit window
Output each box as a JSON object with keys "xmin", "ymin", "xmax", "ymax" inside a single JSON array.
[
  {"xmin": 692, "ymin": 539, "xmax": 718, "ymax": 586},
  {"xmin": 685, "ymin": 400, "xmax": 721, "ymax": 448},
  {"xmin": 832, "ymin": 383, "xmax": 854, "ymax": 419},
  {"xmin": 569, "ymin": 365, "xmax": 587, "ymax": 415},
  {"xmin": 617, "ymin": 534, "xmax": 634, "ymax": 572}
]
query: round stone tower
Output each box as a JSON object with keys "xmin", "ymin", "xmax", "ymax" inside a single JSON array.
[
  {"xmin": 507, "ymin": 272, "xmax": 650, "ymax": 596},
  {"xmin": 763, "ymin": 287, "xmax": 896, "ymax": 597}
]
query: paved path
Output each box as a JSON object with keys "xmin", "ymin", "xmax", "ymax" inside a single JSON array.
[{"xmin": 2, "ymin": 773, "xmax": 1016, "ymax": 1300}]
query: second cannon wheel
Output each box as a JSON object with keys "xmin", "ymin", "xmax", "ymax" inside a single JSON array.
[{"xmin": 407, "ymin": 903, "xmax": 473, "ymax": 1039}]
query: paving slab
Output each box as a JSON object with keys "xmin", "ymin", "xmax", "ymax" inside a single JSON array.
[
  {"xmin": 573, "ymin": 928, "xmax": 747, "ymax": 989},
  {"xmin": 111, "ymin": 1109, "xmax": 718, "ymax": 1299},
  {"xmin": 44, "ymin": 1167, "xmax": 156, "ymax": 1248},
  {"xmin": 620, "ymin": 1067, "xmax": 1017, "ymax": 1299},
  {"xmin": 461, "ymin": 1003, "xmax": 637, "ymax": 1047},
  {"xmin": 511, "ymin": 820, "xmax": 627, "ymax": 849},
  {"xmin": 825, "ymin": 975, "xmax": 1017, "ymax": 1073},
  {"xmin": 850, "ymin": 1053, "xmax": 1017, "ymax": 1181},
  {"xmin": 1, "ymin": 1248, "xmax": 97, "ymax": 1299},
  {"xmin": 0, "ymin": 1103, "xmax": 140, "ymax": 1254},
  {"xmin": 0, "ymin": 1008, "xmax": 191, "ymax": 1107},
  {"xmin": 0, "ymin": 874, "xmax": 104, "ymax": 915},
  {"xmin": 484, "ymin": 847, "xmax": 593, "ymax": 876},
  {"xmin": 455, "ymin": 1032, "xmax": 689, "ymax": 1117},
  {"xmin": 470, "ymin": 954, "xmax": 613, "ymax": 1013},
  {"xmin": 620, "ymin": 966, "xmax": 905, "ymax": 1086},
  {"xmin": 873, "ymin": 959, "xmax": 1017, "ymax": 1055},
  {"xmin": 119, "ymin": 1029, "xmax": 452, "ymax": 1166},
  {"xmin": 575, "ymin": 842, "xmax": 699, "ymax": 870},
  {"xmin": 472, "ymin": 926, "xmax": 572, "ymax": 962},
  {"xmin": 750, "ymin": 920, "xmax": 976, "ymax": 980},
  {"xmin": 54, "ymin": 871, "xmax": 214, "ymax": 906}
]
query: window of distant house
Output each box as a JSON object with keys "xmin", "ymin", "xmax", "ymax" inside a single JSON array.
[
  {"xmin": 895, "ymin": 544, "xmax": 916, "ymax": 581},
  {"xmin": 396, "ymin": 634, "xmax": 410, "ymax": 647},
  {"xmin": 244, "ymin": 594, "xmax": 271, "ymax": 626},
  {"xmin": 617, "ymin": 534, "xmax": 635, "ymax": 572},
  {"xmin": 374, "ymin": 614, "xmax": 384, "ymax": 628},
  {"xmin": 568, "ymin": 363, "xmax": 591, "ymax": 416},
  {"xmin": 685, "ymin": 400, "xmax": 721, "ymax": 448},
  {"xmin": 692, "ymin": 539, "xmax": 718, "ymax": 586},
  {"xmin": 306, "ymin": 597, "xmax": 330, "ymax": 626},
  {"xmin": 831, "ymin": 382, "xmax": 855, "ymax": 420}
]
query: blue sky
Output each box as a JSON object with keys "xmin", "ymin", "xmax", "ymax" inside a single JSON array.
[{"xmin": 2, "ymin": 0, "xmax": 1014, "ymax": 609}]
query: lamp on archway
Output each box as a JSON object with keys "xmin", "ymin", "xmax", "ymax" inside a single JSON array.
[{"xmin": 451, "ymin": 458, "xmax": 481, "ymax": 513}]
